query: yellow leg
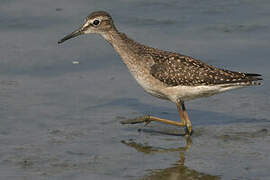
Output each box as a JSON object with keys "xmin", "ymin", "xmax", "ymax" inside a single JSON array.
[
  {"xmin": 177, "ymin": 103, "xmax": 186, "ymax": 125},
  {"xmin": 180, "ymin": 102, "xmax": 192, "ymax": 136},
  {"xmin": 146, "ymin": 115, "xmax": 185, "ymax": 127},
  {"xmin": 121, "ymin": 115, "xmax": 185, "ymax": 127},
  {"xmin": 121, "ymin": 101, "xmax": 192, "ymax": 136}
]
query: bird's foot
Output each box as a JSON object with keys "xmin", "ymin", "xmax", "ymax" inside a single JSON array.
[
  {"xmin": 184, "ymin": 124, "xmax": 193, "ymax": 137},
  {"xmin": 120, "ymin": 115, "xmax": 151, "ymax": 125}
]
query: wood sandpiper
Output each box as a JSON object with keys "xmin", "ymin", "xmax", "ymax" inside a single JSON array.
[{"xmin": 58, "ymin": 11, "xmax": 262, "ymax": 136}]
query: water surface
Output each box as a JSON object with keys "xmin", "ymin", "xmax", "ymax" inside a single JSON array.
[{"xmin": 0, "ymin": 0, "xmax": 270, "ymax": 179}]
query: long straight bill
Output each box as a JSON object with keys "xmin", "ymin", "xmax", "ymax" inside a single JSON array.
[{"xmin": 58, "ymin": 28, "xmax": 83, "ymax": 44}]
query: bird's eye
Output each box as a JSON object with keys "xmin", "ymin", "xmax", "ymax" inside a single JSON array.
[{"xmin": 93, "ymin": 19, "xmax": 100, "ymax": 26}]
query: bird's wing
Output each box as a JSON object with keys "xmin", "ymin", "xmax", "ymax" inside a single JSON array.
[{"xmin": 150, "ymin": 54, "xmax": 262, "ymax": 86}]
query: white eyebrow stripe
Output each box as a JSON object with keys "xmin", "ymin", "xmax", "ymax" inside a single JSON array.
[
  {"xmin": 83, "ymin": 16, "xmax": 107, "ymax": 28},
  {"xmin": 83, "ymin": 21, "xmax": 90, "ymax": 28},
  {"xmin": 91, "ymin": 17, "xmax": 102, "ymax": 22}
]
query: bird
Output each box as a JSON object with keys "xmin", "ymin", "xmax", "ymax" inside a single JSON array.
[{"xmin": 58, "ymin": 11, "xmax": 262, "ymax": 136}]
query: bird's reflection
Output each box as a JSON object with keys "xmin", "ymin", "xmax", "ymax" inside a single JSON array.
[{"xmin": 122, "ymin": 137, "xmax": 220, "ymax": 180}]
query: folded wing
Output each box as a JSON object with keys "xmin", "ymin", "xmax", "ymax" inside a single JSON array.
[{"xmin": 150, "ymin": 54, "xmax": 262, "ymax": 87}]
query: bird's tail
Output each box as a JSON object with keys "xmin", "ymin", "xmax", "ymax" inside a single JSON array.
[{"xmin": 244, "ymin": 73, "xmax": 263, "ymax": 86}]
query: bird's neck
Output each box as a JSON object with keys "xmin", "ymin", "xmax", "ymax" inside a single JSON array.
[
  {"xmin": 100, "ymin": 28, "xmax": 123, "ymax": 45},
  {"xmin": 100, "ymin": 28, "xmax": 143, "ymax": 66},
  {"xmin": 100, "ymin": 29, "xmax": 156, "ymax": 91}
]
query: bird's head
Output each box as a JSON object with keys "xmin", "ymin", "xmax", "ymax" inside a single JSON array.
[{"xmin": 58, "ymin": 11, "xmax": 114, "ymax": 44}]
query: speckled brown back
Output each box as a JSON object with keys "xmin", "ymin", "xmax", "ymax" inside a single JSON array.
[
  {"xmin": 115, "ymin": 30, "xmax": 262, "ymax": 87},
  {"xmin": 149, "ymin": 51, "xmax": 262, "ymax": 86}
]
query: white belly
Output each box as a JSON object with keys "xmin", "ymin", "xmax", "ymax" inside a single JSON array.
[
  {"xmin": 131, "ymin": 69, "xmax": 245, "ymax": 103},
  {"xmin": 163, "ymin": 84, "xmax": 244, "ymax": 103},
  {"xmin": 133, "ymin": 71, "xmax": 169, "ymax": 100}
]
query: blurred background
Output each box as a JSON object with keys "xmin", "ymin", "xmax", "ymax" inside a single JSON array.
[{"xmin": 0, "ymin": 0, "xmax": 269, "ymax": 179}]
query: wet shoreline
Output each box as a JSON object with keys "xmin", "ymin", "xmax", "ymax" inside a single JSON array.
[{"xmin": 1, "ymin": 0, "xmax": 270, "ymax": 179}]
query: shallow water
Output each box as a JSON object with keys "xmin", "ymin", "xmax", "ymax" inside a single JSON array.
[{"xmin": 0, "ymin": 0, "xmax": 270, "ymax": 179}]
